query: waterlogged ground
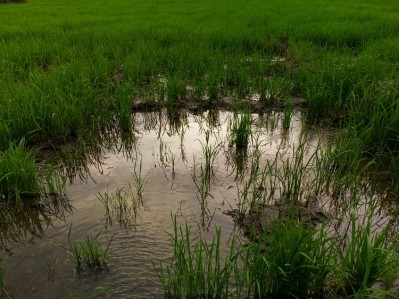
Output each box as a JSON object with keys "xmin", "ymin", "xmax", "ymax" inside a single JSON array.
[{"xmin": 0, "ymin": 110, "xmax": 392, "ymax": 298}]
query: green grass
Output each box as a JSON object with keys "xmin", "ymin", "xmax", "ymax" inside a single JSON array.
[
  {"xmin": 245, "ymin": 218, "xmax": 333, "ymax": 298},
  {"xmin": 334, "ymin": 206, "xmax": 399, "ymax": 297},
  {"xmin": 153, "ymin": 215, "xmax": 238, "ymax": 298},
  {"xmin": 230, "ymin": 113, "xmax": 253, "ymax": 151},
  {"xmin": 55, "ymin": 225, "xmax": 112, "ymax": 273},
  {"xmin": 154, "ymin": 200, "xmax": 399, "ymax": 299},
  {"xmin": 0, "ymin": 139, "xmax": 39, "ymax": 199},
  {"xmin": 1, "ymin": 0, "xmax": 399, "ymax": 194},
  {"xmin": 1, "ymin": 0, "xmax": 399, "ymax": 296}
]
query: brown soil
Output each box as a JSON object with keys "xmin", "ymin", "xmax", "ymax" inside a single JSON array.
[
  {"xmin": 132, "ymin": 95, "xmax": 307, "ymax": 114},
  {"xmin": 228, "ymin": 197, "xmax": 330, "ymax": 240}
]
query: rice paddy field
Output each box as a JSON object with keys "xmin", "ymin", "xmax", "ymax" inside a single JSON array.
[{"xmin": 1, "ymin": 0, "xmax": 399, "ymax": 297}]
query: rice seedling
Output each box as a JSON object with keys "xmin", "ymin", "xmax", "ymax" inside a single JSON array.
[
  {"xmin": 55, "ymin": 224, "xmax": 112, "ymax": 273},
  {"xmin": 38, "ymin": 166, "xmax": 67, "ymax": 196},
  {"xmin": 192, "ymin": 167, "xmax": 214, "ymax": 229},
  {"xmin": 0, "ymin": 139, "xmax": 39, "ymax": 200},
  {"xmin": 166, "ymin": 75, "xmax": 186, "ymax": 111},
  {"xmin": 114, "ymin": 84, "xmax": 133, "ymax": 132},
  {"xmin": 96, "ymin": 182, "xmax": 146, "ymax": 229},
  {"xmin": 132, "ymin": 158, "xmax": 147, "ymax": 207},
  {"xmin": 282, "ymin": 99, "xmax": 293, "ymax": 132},
  {"xmin": 230, "ymin": 113, "xmax": 252, "ymax": 151},
  {"xmin": 197, "ymin": 131, "xmax": 221, "ymax": 187},
  {"xmin": 243, "ymin": 216, "xmax": 335, "ymax": 299},
  {"xmin": 2, "ymin": 0, "xmax": 399, "ymax": 295},
  {"xmin": 332, "ymin": 204, "xmax": 399, "ymax": 297},
  {"xmin": 152, "ymin": 215, "xmax": 238, "ymax": 298},
  {"xmin": 207, "ymin": 70, "xmax": 221, "ymax": 103},
  {"xmin": 155, "ymin": 198, "xmax": 399, "ymax": 298}
]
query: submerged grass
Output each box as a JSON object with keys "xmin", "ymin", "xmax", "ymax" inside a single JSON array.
[
  {"xmin": 55, "ymin": 225, "xmax": 112, "ymax": 273},
  {"xmin": 153, "ymin": 215, "xmax": 237, "ymax": 298}
]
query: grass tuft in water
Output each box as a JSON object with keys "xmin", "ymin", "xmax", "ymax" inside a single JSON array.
[
  {"xmin": 154, "ymin": 198, "xmax": 399, "ymax": 298},
  {"xmin": 231, "ymin": 113, "xmax": 252, "ymax": 151},
  {"xmin": 55, "ymin": 225, "xmax": 112, "ymax": 273},
  {"xmin": 244, "ymin": 215, "xmax": 334, "ymax": 298},
  {"xmin": 153, "ymin": 215, "xmax": 237, "ymax": 298},
  {"xmin": 282, "ymin": 99, "xmax": 293, "ymax": 132},
  {"xmin": 0, "ymin": 139, "xmax": 39, "ymax": 200},
  {"xmin": 332, "ymin": 206, "xmax": 399, "ymax": 297},
  {"xmin": 197, "ymin": 131, "xmax": 221, "ymax": 188}
]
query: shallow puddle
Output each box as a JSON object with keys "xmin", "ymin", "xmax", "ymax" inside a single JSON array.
[{"xmin": 0, "ymin": 109, "xmax": 391, "ymax": 298}]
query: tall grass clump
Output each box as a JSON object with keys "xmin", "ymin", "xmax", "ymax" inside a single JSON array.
[
  {"xmin": 231, "ymin": 113, "xmax": 252, "ymax": 151},
  {"xmin": 132, "ymin": 158, "xmax": 147, "ymax": 206},
  {"xmin": 153, "ymin": 215, "xmax": 237, "ymax": 298},
  {"xmin": 0, "ymin": 139, "xmax": 39, "ymax": 199},
  {"xmin": 166, "ymin": 76, "xmax": 187, "ymax": 111},
  {"xmin": 55, "ymin": 225, "xmax": 112, "ymax": 273},
  {"xmin": 282, "ymin": 99, "xmax": 293, "ymax": 132},
  {"xmin": 154, "ymin": 201, "xmax": 399, "ymax": 298},
  {"xmin": 114, "ymin": 84, "xmax": 133, "ymax": 132},
  {"xmin": 333, "ymin": 206, "xmax": 399, "ymax": 297},
  {"xmin": 197, "ymin": 131, "xmax": 221, "ymax": 187},
  {"xmin": 243, "ymin": 217, "xmax": 334, "ymax": 298}
]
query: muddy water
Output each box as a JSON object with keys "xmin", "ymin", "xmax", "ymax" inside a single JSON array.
[{"xmin": 0, "ymin": 110, "xmax": 335, "ymax": 298}]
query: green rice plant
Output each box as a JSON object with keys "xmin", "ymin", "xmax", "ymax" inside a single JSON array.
[
  {"xmin": 153, "ymin": 215, "xmax": 238, "ymax": 298},
  {"xmin": 113, "ymin": 187, "xmax": 133, "ymax": 220},
  {"xmin": 207, "ymin": 70, "xmax": 221, "ymax": 103},
  {"xmin": 257, "ymin": 78, "xmax": 271, "ymax": 104},
  {"xmin": 114, "ymin": 84, "xmax": 133, "ymax": 132},
  {"xmin": 230, "ymin": 113, "xmax": 253, "ymax": 151},
  {"xmin": 197, "ymin": 131, "xmax": 221, "ymax": 188},
  {"xmin": 223, "ymin": 63, "xmax": 250, "ymax": 97},
  {"xmin": 192, "ymin": 166, "xmax": 214, "ymax": 227},
  {"xmin": 282, "ymin": 99, "xmax": 293, "ymax": 132},
  {"xmin": 244, "ymin": 215, "xmax": 335, "ymax": 298},
  {"xmin": 266, "ymin": 134, "xmax": 320, "ymax": 205},
  {"xmin": 166, "ymin": 75, "xmax": 186, "ymax": 111},
  {"xmin": 96, "ymin": 182, "xmax": 146, "ymax": 229},
  {"xmin": 132, "ymin": 158, "xmax": 147, "ymax": 207},
  {"xmin": 38, "ymin": 166, "xmax": 67, "ymax": 196},
  {"xmin": 333, "ymin": 205, "xmax": 399, "ymax": 297},
  {"xmin": 55, "ymin": 225, "xmax": 112, "ymax": 272},
  {"xmin": 0, "ymin": 139, "xmax": 39, "ymax": 199},
  {"xmin": 261, "ymin": 77, "xmax": 292, "ymax": 104}
]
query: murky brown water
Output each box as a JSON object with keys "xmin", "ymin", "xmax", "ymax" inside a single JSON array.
[{"xmin": 0, "ymin": 109, "xmax": 389, "ymax": 298}]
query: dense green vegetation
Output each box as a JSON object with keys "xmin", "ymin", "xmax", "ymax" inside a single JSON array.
[
  {"xmin": 1, "ymin": 0, "xmax": 399, "ymax": 198},
  {"xmin": 1, "ymin": 0, "xmax": 399, "ymax": 297},
  {"xmin": 154, "ymin": 204, "xmax": 399, "ymax": 298}
]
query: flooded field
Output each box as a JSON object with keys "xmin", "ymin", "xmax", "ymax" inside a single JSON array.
[{"xmin": 0, "ymin": 109, "xmax": 396, "ymax": 298}]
